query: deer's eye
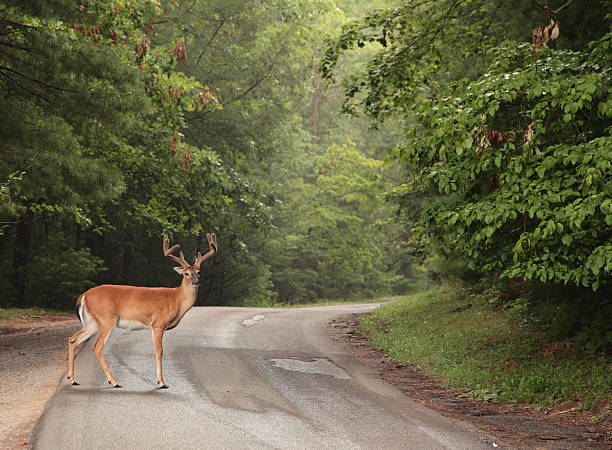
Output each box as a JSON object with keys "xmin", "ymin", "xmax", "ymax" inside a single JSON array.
[
  {"xmin": 196, "ymin": 271, "xmax": 200, "ymax": 276},
  {"xmin": 185, "ymin": 273, "xmax": 190, "ymax": 277}
]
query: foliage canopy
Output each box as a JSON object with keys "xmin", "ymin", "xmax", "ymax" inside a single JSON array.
[{"xmin": 323, "ymin": 0, "xmax": 612, "ymax": 293}]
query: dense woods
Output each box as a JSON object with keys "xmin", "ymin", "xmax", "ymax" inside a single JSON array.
[
  {"xmin": 0, "ymin": 0, "xmax": 404, "ymax": 308},
  {"xmin": 1, "ymin": 0, "xmax": 610, "ymax": 346}
]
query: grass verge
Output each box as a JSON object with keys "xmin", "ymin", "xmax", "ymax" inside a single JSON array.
[
  {"xmin": 360, "ymin": 284, "xmax": 611, "ymax": 413},
  {"xmin": 0, "ymin": 307, "xmax": 69, "ymax": 320},
  {"xmin": 244, "ymin": 294, "xmax": 409, "ymax": 308}
]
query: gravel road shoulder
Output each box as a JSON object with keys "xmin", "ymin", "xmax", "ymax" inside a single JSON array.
[{"xmin": 0, "ymin": 317, "xmax": 79, "ymax": 449}]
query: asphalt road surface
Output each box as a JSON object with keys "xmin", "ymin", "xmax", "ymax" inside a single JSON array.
[{"xmin": 32, "ymin": 304, "xmax": 491, "ymax": 449}]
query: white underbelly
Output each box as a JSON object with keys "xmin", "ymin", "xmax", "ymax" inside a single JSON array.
[{"xmin": 116, "ymin": 318, "xmax": 149, "ymax": 331}]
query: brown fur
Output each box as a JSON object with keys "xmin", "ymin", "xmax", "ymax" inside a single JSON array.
[{"xmin": 67, "ymin": 234, "xmax": 216, "ymax": 388}]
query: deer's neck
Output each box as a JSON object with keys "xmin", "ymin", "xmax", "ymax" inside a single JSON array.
[{"xmin": 169, "ymin": 282, "xmax": 196, "ymax": 322}]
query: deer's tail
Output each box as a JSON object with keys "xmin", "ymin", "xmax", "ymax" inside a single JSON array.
[{"xmin": 75, "ymin": 295, "xmax": 85, "ymax": 324}]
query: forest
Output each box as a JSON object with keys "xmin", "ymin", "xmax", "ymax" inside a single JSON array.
[{"xmin": 0, "ymin": 0, "xmax": 610, "ymax": 332}]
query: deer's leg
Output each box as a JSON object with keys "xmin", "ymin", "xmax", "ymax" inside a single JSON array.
[
  {"xmin": 152, "ymin": 327, "xmax": 168, "ymax": 388},
  {"xmin": 91, "ymin": 323, "xmax": 121, "ymax": 388},
  {"xmin": 67, "ymin": 325, "xmax": 97, "ymax": 385}
]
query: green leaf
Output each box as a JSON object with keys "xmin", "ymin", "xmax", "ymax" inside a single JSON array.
[{"xmin": 463, "ymin": 136, "xmax": 473, "ymax": 149}]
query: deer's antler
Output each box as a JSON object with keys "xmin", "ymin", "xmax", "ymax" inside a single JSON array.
[
  {"xmin": 163, "ymin": 235, "xmax": 188, "ymax": 268},
  {"xmin": 194, "ymin": 233, "xmax": 217, "ymax": 268}
]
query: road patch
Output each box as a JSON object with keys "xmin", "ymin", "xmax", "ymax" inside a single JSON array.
[
  {"xmin": 270, "ymin": 358, "xmax": 350, "ymax": 379},
  {"xmin": 241, "ymin": 314, "xmax": 265, "ymax": 326}
]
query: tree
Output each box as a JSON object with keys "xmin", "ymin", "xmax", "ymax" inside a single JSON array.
[
  {"xmin": 322, "ymin": 1, "xmax": 612, "ymax": 294},
  {"xmin": 398, "ymin": 38, "xmax": 612, "ymax": 290},
  {"xmin": 263, "ymin": 140, "xmax": 400, "ymax": 302},
  {"xmin": 0, "ymin": 0, "xmax": 229, "ymax": 307},
  {"xmin": 322, "ymin": 0, "xmax": 610, "ymax": 121}
]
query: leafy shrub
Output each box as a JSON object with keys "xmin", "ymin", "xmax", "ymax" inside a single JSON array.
[
  {"xmin": 24, "ymin": 247, "xmax": 105, "ymax": 309},
  {"xmin": 393, "ymin": 36, "xmax": 612, "ymax": 291},
  {"xmin": 504, "ymin": 286, "xmax": 612, "ymax": 351}
]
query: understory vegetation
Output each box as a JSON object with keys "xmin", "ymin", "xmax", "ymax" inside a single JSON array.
[
  {"xmin": 0, "ymin": 307, "xmax": 67, "ymax": 319},
  {"xmin": 361, "ymin": 282, "xmax": 611, "ymax": 413}
]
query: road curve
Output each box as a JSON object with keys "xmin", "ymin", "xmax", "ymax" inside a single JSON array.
[{"xmin": 32, "ymin": 304, "xmax": 491, "ymax": 449}]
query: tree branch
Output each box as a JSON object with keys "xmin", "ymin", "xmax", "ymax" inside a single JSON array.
[
  {"xmin": 0, "ymin": 65, "xmax": 125, "ymax": 99},
  {"xmin": 0, "ymin": 18, "xmax": 36, "ymax": 29},
  {"xmin": 226, "ymin": 51, "xmax": 280, "ymax": 105},
  {"xmin": 553, "ymin": 0, "xmax": 574, "ymax": 14},
  {"xmin": 0, "ymin": 39, "xmax": 30, "ymax": 52},
  {"xmin": 0, "ymin": 70, "xmax": 63, "ymax": 107},
  {"xmin": 529, "ymin": 0, "xmax": 548, "ymax": 13},
  {"xmin": 529, "ymin": 0, "xmax": 574, "ymax": 16},
  {"xmin": 197, "ymin": 20, "xmax": 225, "ymax": 65},
  {"xmin": 179, "ymin": 0, "xmax": 198, "ymax": 16},
  {"xmin": 0, "ymin": 64, "xmax": 85, "ymax": 96}
]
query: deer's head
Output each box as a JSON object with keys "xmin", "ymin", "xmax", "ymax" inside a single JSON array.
[{"xmin": 163, "ymin": 234, "xmax": 217, "ymax": 288}]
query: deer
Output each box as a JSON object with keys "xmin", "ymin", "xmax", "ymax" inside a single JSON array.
[{"xmin": 67, "ymin": 233, "xmax": 217, "ymax": 389}]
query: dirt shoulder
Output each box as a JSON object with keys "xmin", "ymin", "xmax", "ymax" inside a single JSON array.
[
  {"xmin": 0, "ymin": 316, "xmax": 79, "ymax": 449},
  {"xmin": 0, "ymin": 313, "xmax": 76, "ymax": 336},
  {"xmin": 329, "ymin": 313, "xmax": 611, "ymax": 450}
]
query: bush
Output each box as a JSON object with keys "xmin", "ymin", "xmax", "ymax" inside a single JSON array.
[
  {"xmin": 23, "ymin": 247, "xmax": 105, "ymax": 309},
  {"xmin": 395, "ymin": 37, "xmax": 612, "ymax": 291}
]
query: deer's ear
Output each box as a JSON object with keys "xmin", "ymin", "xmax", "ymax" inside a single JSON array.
[{"xmin": 173, "ymin": 267, "xmax": 184, "ymax": 275}]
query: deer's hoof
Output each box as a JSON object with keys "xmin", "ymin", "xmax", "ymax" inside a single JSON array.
[
  {"xmin": 112, "ymin": 384, "xmax": 122, "ymax": 388},
  {"xmin": 158, "ymin": 383, "xmax": 169, "ymax": 389},
  {"xmin": 71, "ymin": 381, "xmax": 79, "ymax": 386}
]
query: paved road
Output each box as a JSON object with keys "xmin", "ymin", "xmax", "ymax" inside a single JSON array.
[{"xmin": 32, "ymin": 304, "xmax": 491, "ymax": 449}]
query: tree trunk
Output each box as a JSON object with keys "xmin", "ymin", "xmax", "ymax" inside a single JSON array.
[
  {"xmin": 310, "ymin": 48, "xmax": 321, "ymax": 144},
  {"xmin": 121, "ymin": 233, "xmax": 134, "ymax": 284},
  {"xmin": 13, "ymin": 218, "xmax": 32, "ymax": 306}
]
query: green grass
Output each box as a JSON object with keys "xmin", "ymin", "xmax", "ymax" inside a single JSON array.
[
  {"xmin": 244, "ymin": 294, "xmax": 410, "ymax": 308},
  {"xmin": 0, "ymin": 307, "xmax": 69, "ymax": 320},
  {"xmin": 360, "ymin": 284, "xmax": 611, "ymax": 410}
]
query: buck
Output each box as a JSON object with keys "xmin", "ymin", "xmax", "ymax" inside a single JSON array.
[{"xmin": 67, "ymin": 233, "xmax": 217, "ymax": 389}]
